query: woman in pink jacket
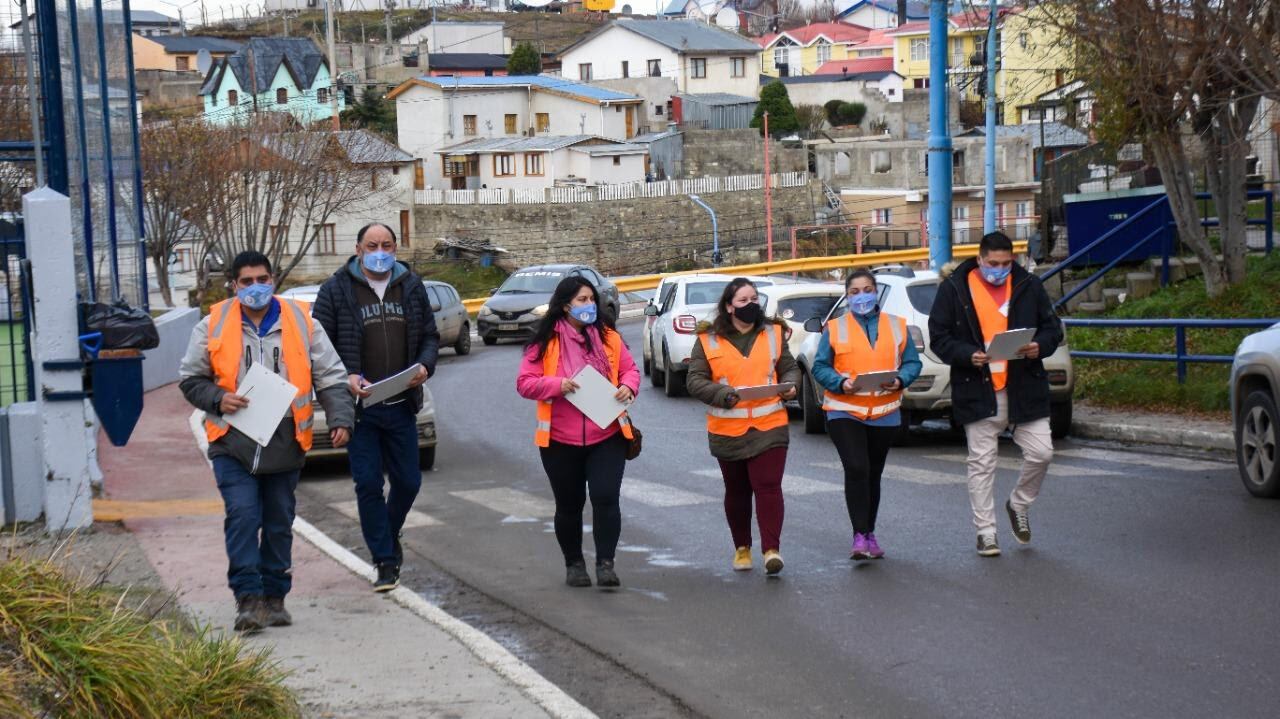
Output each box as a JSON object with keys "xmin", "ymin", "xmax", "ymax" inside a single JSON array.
[{"xmin": 517, "ymin": 276, "xmax": 640, "ymax": 589}]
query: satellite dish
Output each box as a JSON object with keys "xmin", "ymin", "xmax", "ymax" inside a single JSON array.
[
  {"xmin": 196, "ymin": 48, "xmax": 213, "ymax": 75},
  {"xmin": 621, "ymin": 3, "xmax": 632, "ymax": 13},
  {"xmin": 715, "ymin": 8, "xmax": 739, "ymax": 28},
  {"xmin": 520, "ymin": 0, "xmax": 555, "ymax": 7}
]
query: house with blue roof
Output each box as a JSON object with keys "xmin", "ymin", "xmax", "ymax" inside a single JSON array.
[
  {"xmin": 198, "ymin": 37, "xmax": 343, "ymax": 126},
  {"xmin": 386, "ymin": 74, "xmax": 645, "ymax": 190},
  {"xmin": 836, "ymin": 0, "xmax": 930, "ymax": 29}
]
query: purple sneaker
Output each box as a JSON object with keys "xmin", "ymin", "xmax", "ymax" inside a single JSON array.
[
  {"xmin": 850, "ymin": 533, "xmax": 870, "ymax": 561},
  {"xmin": 866, "ymin": 533, "xmax": 885, "ymax": 559}
]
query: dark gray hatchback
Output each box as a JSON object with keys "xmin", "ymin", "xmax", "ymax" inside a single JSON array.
[{"xmin": 476, "ymin": 264, "xmax": 620, "ymax": 345}]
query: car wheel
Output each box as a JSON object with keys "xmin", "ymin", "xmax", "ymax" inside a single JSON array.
[
  {"xmin": 801, "ymin": 370, "xmax": 827, "ymax": 435},
  {"xmin": 651, "ymin": 339, "xmax": 665, "ymax": 387},
  {"xmin": 643, "ymin": 354, "xmax": 651, "ymax": 376},
  {"xmin": 663, "ymin": 346, "xmax": 685, "ymax": 397},
  {"xmin": 1237, "ymin": 390, "xmax": 1279, "ymax": 498},
  {"xmin": 419, "ymin": 446, "xmax": 436, "ymax": 472},
  {"xmin": 482, "ymin": 335, "xmax": 498, "ymax": 346},
  {"xmin": 1049, "ymin": 401, "xmax": 1073, "ymax": 440},
  {"xmin": 454, "ymin": 323, "xmax": 472, "ymax": 355}
]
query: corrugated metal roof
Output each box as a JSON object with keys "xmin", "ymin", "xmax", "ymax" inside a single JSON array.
[
  {"xmin": 149, "ymin": 36, "xmax": 242, "ymax": 54},
  {"xmin": 412, "ymin": 75, "xmax": 640, "ymax": 103},
  {"xmin": 335, "ymin": 130, "xmax": 414, "ymax": 164},
  {"xmin": 569, "ymin": 144, "xmax": 649, "ymax": 156},
  {"xmin": 630, "ymin": 130, "xmax": 680, "ymax": 143},
  {"xmin": 676, "ymin": 92, "xmax": 757, "ymax": 107},
  {"xmin": 436, "ymin": 135, "xmax": 609, "ymax": 154},
  {"xmin": 613, "ymin": 19, "xmax": 761, "ymax": 53}
]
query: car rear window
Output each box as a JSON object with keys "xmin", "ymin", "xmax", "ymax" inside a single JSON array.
[
  {"xmin": 684, "ymin": 281, "xmax": 729, "ymax": 305},
  {"xmin": 777, "ymin": 295, "xmax": 841, "ymax": 322},
  {"xmin": 907, "ymin": 282, "xmax": 939, "ymax": 315},
  {"xmin": 499, "ymin": 271, "xmax": 563, "ymax": 294}
]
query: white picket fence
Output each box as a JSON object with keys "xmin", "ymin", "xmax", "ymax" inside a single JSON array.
[{"xmin": 415, "ymin": 172, "xmax": 808, "ymax": 206}]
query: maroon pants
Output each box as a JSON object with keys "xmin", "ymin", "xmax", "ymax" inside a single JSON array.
[{"xmin": 717, "ymin": 446, "xmax": 787, "ymax": 553}]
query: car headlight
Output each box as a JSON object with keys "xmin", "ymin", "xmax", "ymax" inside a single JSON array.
[
  {"xmin": 478, "ymin": 305, "xmax": 495, "ymax": 318},
  {"xmin": 531, "ymin": 304, "xmax": 549, "ymax": 317}
]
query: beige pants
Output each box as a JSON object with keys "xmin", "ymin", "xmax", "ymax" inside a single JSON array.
[{"xmin": 963, "ymin": 390, "xmax": 1053, "ymax": 538}]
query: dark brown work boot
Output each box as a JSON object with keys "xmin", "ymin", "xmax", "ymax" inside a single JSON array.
[
  {"xmin": 262, "ymin": 596, "xmax": 292, "ymax": 627},
  {"xmin": 233, "ymin": 595, "xmax": 267, "ymax": 634}
]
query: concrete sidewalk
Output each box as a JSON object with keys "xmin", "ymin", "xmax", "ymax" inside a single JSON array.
[
  {"xmin": 95, "ymin": 385, "xmax": 588, "ymax": 719},
  {"xmin": 1071, "ymin": 401, "xmax": 1234, "ymax": 452}
]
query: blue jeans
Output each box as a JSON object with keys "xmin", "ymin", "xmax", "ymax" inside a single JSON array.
[
  {"xmin": 212, "ymin": 456, "xmax": 299, "ymax": 599},
  {"xmin": 348, "ymin": 401, "xmax": 422, "ymax": 565}
]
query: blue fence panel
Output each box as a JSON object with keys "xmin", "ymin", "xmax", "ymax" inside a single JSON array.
[{"xmin": 1063, "ymin": 318, "xmax": 1280, "ymax": 384}]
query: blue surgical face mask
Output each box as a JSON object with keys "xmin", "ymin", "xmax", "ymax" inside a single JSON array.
[
  {"xmin": 980, "ymin": 262, "xmax": 1011, "ymax": 285},
  {"xmin": 848, "ymin": 292, "xmax": 878, "ymax": 316},
  {"xmin": 237, "ymin": 282, "xmax": 274, "ymax": 311},
  {"xmin": 569, "ymin": 302, "xmax": 598, "ymax": 325},
  {"xmin": 362, "ymin": 250, "xmax": 396, "ymax": 274}
]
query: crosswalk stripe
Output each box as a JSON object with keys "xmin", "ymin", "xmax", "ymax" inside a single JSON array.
[
  {"xmin": 919, "ymin": 454, "xmax": 1118, "ymax": 477},
  {"xmin": 622, "ymin": 478, "xmax": 717, "ymax": 507},
  {"xmin": 1054, "ymin": 447, "xmax": 1232, "ymax": 473},
  {"xmin": 450, "ymin": 488, "xmax": 556, "ymax": 519},
  {"xmin": 690, "ymin": 468, "xmax": 841, "ymax": 495},
  {"xmin": 883, "ymin": 467, "xmax": 968, "ymax": 485},
  {"xmin": 328, "ymin": 501, "xmax": 441, "ymax": 528}
]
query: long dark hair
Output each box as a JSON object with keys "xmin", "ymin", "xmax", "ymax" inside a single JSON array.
[
  {"xmin": 527, "ymin": 275, "xmax": 614, "ymax": 359},
  {"xmin": 709, "ymin": 277, "xmax": 762, "ymax": 337}
]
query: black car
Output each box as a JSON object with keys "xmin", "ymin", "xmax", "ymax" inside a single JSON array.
[{"xmin": 477, "ymin": 264, "xmax": 621, "ymax": 346}]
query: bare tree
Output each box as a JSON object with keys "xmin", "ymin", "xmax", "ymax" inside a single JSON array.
[{"xmin": 0, "ymin": 53, "xmax": 34, "ymax": 215}]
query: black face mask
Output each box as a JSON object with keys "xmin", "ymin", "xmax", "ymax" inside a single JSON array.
[{"xmin": 732, "ymin": 302, "xmax": 762, "ymax": 326}]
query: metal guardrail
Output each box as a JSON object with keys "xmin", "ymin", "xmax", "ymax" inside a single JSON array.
[
  {"xmin": 1062, "ymin": 318, "xmax": 1279, "ymax": 383},
  {"xmin": 460, "ymin": 241, "xmax": 1028, "ymax": 313}
]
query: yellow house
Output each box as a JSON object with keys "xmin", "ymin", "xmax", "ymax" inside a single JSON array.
[
  {"xmin": 999, "ymin": 3, "xmax": 1075, "ymax": 125},
  {"xmin": 759, "ymin": 22, "xmax": 874, "ymax": 78},
  {"xmin": 132, "ymin": 34, "xmax": 241, "ymax": 73}
]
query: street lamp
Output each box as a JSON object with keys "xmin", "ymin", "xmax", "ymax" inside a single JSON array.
[{"xmin": 688, "ymin": 194, "xmax": 722, "ymax": 267}]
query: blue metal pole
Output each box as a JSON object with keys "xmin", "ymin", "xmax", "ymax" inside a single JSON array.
[
  {"xmin": 1175, "ymin": 325, "xmax": 1187, "ymax": 384},
  {"xmin": 927, "ymin": 0, "xmax": 953, "ymax": 270},
  {"xmin": 690, "ymin": 195, "xmax": 720, "ymax": 266},
  {"xmin": 35, "ymin": 0, "xmax": 67, "ymax": 194},
  {"xmin": 983, "ymin": 0, "xmax": 997, "ymax": 233},
  {"xmin": 92, "ymin": 0, "xmax": 121, "ymax": 302},
  {"xmin": 65, "ymin": 0, "xmax": 97, "ymax": 301}
]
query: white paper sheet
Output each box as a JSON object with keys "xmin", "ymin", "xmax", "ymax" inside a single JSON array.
[
  {"xmin": 363, "ymin": 364, "xmax": 422, "ymax": 407},
  {"xmin": 985, "ymin": 328, "xmax": 1037, "ymax": 362},
  {"xmin": 565, "ymin": 365, "xmax": 631, "ymax": 431},
  {"xmin": 224, "ymin": 362, "xmax": 299, "ymax": 447},
  {"xmin": 734, "ymin": 383, "xmax": 796, "ymax": 401},
  {"xmin": 848, "ymin": 370, "xmax": 900, "ymax": 393}
]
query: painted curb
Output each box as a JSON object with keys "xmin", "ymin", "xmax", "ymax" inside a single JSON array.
[{"xmin": 1071, "ymin": 419, "xmax": 1235, "ymax": 452}]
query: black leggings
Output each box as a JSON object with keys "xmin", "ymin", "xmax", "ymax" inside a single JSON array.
[
  {"xmin": 828, "ymin": 419, "xmax": 898, "ymax": 535},
  {"xmin": 538, "ymin": 434, "xmax": 627, "ymax": 565}
]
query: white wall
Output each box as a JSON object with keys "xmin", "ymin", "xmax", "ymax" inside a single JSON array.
[
  {"xmin": 528, "ymin": 92, "xmax": 634, "ymax": 140},
  {"xmin": 401, "ymin": 22, "xmax": 505, "ymax": 54},
  {"xmin": 395, "ymin": 83, "xmax": 449, "ymax": 186},
  {"xmin": 592, "ymin": 76, "xmax": 679, "ymax": 133},
  {"xmin": 583, "ymin": 152, "xmax": 647, "ymax": 184},
  {"xmin": 783, "ymin": 79, "xmax": 896, "ymax": 130},
  {"xmin": 679, "ymin": 52, "xmax": 761, "ymax": 98},
  {"xmin": 560, "ymin": 27, "xmax": 680, "ymax": 87},
  {"xmin": 843, "ymin": 5, "xmax": 901, "ymax": 29}
]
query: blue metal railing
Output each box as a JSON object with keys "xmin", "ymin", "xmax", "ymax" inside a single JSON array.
[{"xmin": 1062, "ymin": 318, "xmax": 1279, "ymax": 383}]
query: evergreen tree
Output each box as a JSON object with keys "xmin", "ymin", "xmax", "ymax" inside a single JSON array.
[
  {"xmin": 340, "ymin": 88, "xmax": 396, "ymax": 139},
  {"xmin": 750, "ymin": 81, "xmax": 799, "ymax": 136},
  {"xmin": 507, "ymin": 42, "xmax": 542, "ymax": 75}
]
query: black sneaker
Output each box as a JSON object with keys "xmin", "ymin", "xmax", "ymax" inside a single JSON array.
[
  {"xmin": 374, "ymin": 563, "xmax": 400, "ymax": 593},
  {"xmin": 262, "ymin": 596, "xmax": 292, "ymax": 627},
  {"xmin": 565, "ymin": 560, "xmax": 592, "ymax": 588},
  {"xmin": 233, "ymin": 595, "xmax": 266, "ymax": 633},
  {"xmin": 392, "ymin": 532, "xmax": 404, "ymax": 567},
  {"xmin": 595, "ymin": 559, "xmax": 620, "ymax": 588},
  {"xmin": 976, "ymin": 534, "xmax": 1002, "ymax": 557},
  {"xmin": 1006, "ymin": 500, "xmax": 1032, "ymax": 544}
]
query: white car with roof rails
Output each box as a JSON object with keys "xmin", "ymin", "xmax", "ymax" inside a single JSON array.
[{"xmin": 795, "ymin": 265, "xmax": 1075, "ymax": 440}]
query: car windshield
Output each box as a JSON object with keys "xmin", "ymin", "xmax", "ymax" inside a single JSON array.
[
  {"xmin": 684, "ymin": 281, "xmax": 730, "ymax": 305},
  {"xmin": 777, "ymin": 295, "xmax": 841, "ymax": 323},
  {"xmin": 907, "ymin": 282, "xmax": 939, "ymax": 315},
  {"xmin": 498, "ymin": 271, "xmax": 564, "ymax": 294}
]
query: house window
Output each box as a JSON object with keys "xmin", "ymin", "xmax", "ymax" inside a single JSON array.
[
  {"xmin": 536, "ymin": 113, "xmax": 550, "ymax": 132},
  {"xmin": 176, "ymin": 55, "xmax": 189, "ymax": 71},
  {"xmin": 525, "ymin": 153, "xmax": 544, "ymax": 176},
  {"xmin": 691, "ymin": 58, "xmax": 707, "ymax": 79},
  {"xmin": 269, "ymin": 224, "xmax": 289, "ymax": 251},
  {"xmin": 613, "ymin": 155, "xmax": 621, "ymax": 166},
  {"xmin": 317, "ymin": 87, "xmax": 328, "ymax": 104},
  {"xmin": 371, "ymin": 169, "xmax": 378, "ymax": 190},
  {"xmin": 913, "ymin": 78, "xmax": 929, "ymax": 89},
  {"xmin": 227, "ymin": 89, "xmax": 238, "ymax": 106},
  {"xmin": 816, "ymin": 41, "xmax": 831, "ymax": 65},
  {"xmin": 870, "ymin": 149, "xmax": 892, "ymax": 173},
  {"xmin": 443, "ymin": 157, "xmax": 468, "ymax": 177},
  {"xmin": 494, "ymin": 153, "xmax": 516, "ymax": 177},
  {"xmin": 731, "ymin": 57, "xmax": 745, "ymax": 78},
  {"xmin": 654, "ymin": 104, "xmax": 664, "ymax": 116},
  {"xmin": 910, "ymin": 38, "xmax": 928, "ymax": 62},
  {"xmin": 579, "ymin": 63, "xmax": 593, "ymax": 81},
  {"xmin": 873, "ymin": 208, "xmax": 892, "ymax": 225},
  {"xmin": 1016, "ymin": 201, "xmax": 1031, "ymax": 218},
  {"xmin": 505, "ymin": 114, "xmax": 517, "ymax": 134},
  {"xmin": 887, "ymin": 88, "xmax": 896, "ymax": 96},
  {"xmin": 954, "ymin": 205, "xmax": 970, "ymax": 220},
  {"xmin": 621, "ymin": 60, "xmax": 629, "ymax": 78},
  {"xmin": 276, "ymin": 87, "xmax": 288, "ymax": 104},
  {"xmin": 647, "ymin": 59, "xmax": 661, "ymax": 77},
  {"xmin": 773, "ymin": 47, "xmax": 787, "ymax": 70},
  {"xmin": 463, "ymin": 115, "xmax": 477, "ymax": 136},
  {"xmin": 315, "ymin": 223, "xmax": 336, "ymax": 255}
]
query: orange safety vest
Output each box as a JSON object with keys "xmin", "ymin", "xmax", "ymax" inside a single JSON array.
[
  {"xmin": 205, "ymin": 297, "xmax": 316, "ymax": 451},
  {"xmin": 968, "ymin": 270, "xmax": 1010, "ymax": 391},
  {"xmin": 821, "ymin": 312, "xmax": 907, "ymax": 420},
  {"xmin": 698, "ymin": 324, "xmax": 789, "ymax": 437},
  {"xmin": 535, "ymin": 329, "xmax": 636, "ymax": 447}
]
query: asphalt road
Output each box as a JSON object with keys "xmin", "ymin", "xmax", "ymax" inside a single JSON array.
[{"xmin": 296, "ymin": 318, "xmax": 1280, "ymax": 719}]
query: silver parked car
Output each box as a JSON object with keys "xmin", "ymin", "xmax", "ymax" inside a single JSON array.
[
  {"xmin": 424, "ymin": 280, "xmax": 471, "ymax": 355},
  {"xmin": 1231, "ymin": 322, "xmax": 1280, "ymax": 497}
]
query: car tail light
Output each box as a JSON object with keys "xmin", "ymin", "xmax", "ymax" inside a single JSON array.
[
  {"xmin": 908, "ymin": 325, "xmax": 926, "ymax": 351},
  {"xmin": 1048, "ymin": 370, "xmax": 1068, "ymax": 385},
  {"xmin": 674, "ymin": 315, "xmax": 698, "ymax": 334}
]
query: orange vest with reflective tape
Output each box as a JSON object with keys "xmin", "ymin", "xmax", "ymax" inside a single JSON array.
[
  {"xmin": 821, "ymin": 312, "xmax": 907, "ymax": 420},
  {"xmin": 698, "ymin": 324, "xmax": 789, "ymax": 437},
  {"xmin": 205, "ymin": 297, "xmax": 316, "ymax": 451},
  {"xmin": 535, "ymin": 329, "xmax": 636, "ymax": 447},
  {"xmin": 968, "ymin": 271, "xmax": 1009, "ymax": 391}
]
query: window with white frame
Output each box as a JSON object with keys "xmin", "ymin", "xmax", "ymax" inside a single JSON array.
[
  {"xmin": 494, "ymin": 153, "xmax": 516, "ymax": 177},
  {"xmin": 954, "ymin": 205, "xmax": 970, "ymax": 220},
  {"xmin": 1016, "ymin": 201, "xmax": 1030, "ymax": 218},
  {"xmin": 816, "ymin": 40, "xmax": 831, "ymax": 65},
  {"xmin": 525, "ymin": 153, "xmax": 544, "ymax": 176},
  {"xmin": 774, "ymin": 46, "xmax": 788, "ymax": 70},
  {"xmin": 873, "ymin": 207, "xmax": 892, "ymax": 225},
  {"xmin": 910, "ymin": 38, "xmax": 928, "ymax": 62}
]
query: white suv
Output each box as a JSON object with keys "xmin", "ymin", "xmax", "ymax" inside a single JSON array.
[{"xmin": 795, "ymin": 266, "xmax": 1075, "ymax": 439}]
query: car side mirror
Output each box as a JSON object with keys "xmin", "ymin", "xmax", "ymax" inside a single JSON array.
[
  {"xmin": 643, "ymin": 304, "xmax": 659, "ymax": 317},
  {"xmin": 803, "ymin": 317, "xmax": 823, "ymax": 333},
  {"xmin": 431, "ymin": 302, "xmax": 442, "ymax": 312},
  {"xmin": 488, "ymin": 287, "xmax": 498, "ymax": 296}
]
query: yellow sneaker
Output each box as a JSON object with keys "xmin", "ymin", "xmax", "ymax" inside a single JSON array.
[
  {"xmin": 763, "ymin": 550, "xmax": 784, "ymax": 575},
  {"xmin": 732, "ymin": 547, "xmax": 753, "ymax": 571}
]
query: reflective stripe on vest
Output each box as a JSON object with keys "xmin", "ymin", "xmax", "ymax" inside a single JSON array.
[
  {"xmin": 534, "ymin": 329, "xmax": 636, "ymax": 448},
  {"xmin": 822, "ymin": 312, "xmax": 907, "ymax": 419},
  {"xmin": 698, "ymin": 324, "xmax": 789, "ymax": 437},
  {"xmin": 205, "ymin": 297, "xmax": 317, "ymax": 451},
  {"xmin": 968, "ymin": 271, "xmax": 1010, "ymax": 391}
]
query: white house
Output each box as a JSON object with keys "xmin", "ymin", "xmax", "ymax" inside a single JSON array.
[
  {"xmin": 399, "ymin": 20, "xmax": 508, "ymax": 55},
  {"xmin": 433, "ymin": 136, "xmax": 648, "ymax": 191},
  {"xmin": 836, "ymin": 0, "xmax": 929, "ymax": 29},
  {"xmin": 387, "ymin": 74, "xmax": 645, "ymax": 189},
  {"xmin": 557, "ymin": 19, "xmax": 762, "ymax": 99}
]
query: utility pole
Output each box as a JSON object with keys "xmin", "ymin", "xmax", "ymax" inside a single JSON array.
[
  {"xmin": 384, "ymin": 0, "xmax": 394, "ymax": 45},
  {"xmin": 764, "ymin": 111, "xmax": 773, "ymax": 262},
  {"xmin": 326, "ymin": 0, "xmax": 340, "ymax": 130},
  {"xmin": 926, "ymin": 0, "xmax": 953, "ymax": 270},
  {"xmin": 247, "ymin": 43, "xmax": 259, "ymax": 112},
  {"xmin": 983, "ymin": 0, "xmax": 997, "ymax": 233}
]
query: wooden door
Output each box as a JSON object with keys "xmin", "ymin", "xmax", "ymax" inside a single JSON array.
[
  {"xmin": 625, "ymin": 106, "xmax": 634, "ymax": 139},
  {"xmin": 400, "ymin": 209, "xmax": 411, "ymax": 248}
]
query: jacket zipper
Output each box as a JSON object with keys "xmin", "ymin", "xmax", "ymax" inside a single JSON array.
[{"xmin": 251, "ymin": 331, "xmax": 264, "ymax": 474}]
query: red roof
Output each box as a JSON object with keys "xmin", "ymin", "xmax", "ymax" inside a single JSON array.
[
  {"xmin": 815, "ymin": 56, "xmax": 895, "ymax": 75},
  {"xmin": 859, "ymin": 28, "xmax": 895, "ymax": 48},
  {"xmin": 758, "ymin": 21, "xmax": 872, "ymax": 48}
]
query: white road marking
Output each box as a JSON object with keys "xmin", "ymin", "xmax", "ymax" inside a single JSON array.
[
  {"xmin": 328, "ymin": 500, "xmax": 441, "ymax": 528},
  {"xmin": 883, "ymin": 466, "xmax": 968, "ymax": 485},
  {"xmin": 919, "ymin": 454, "xmax": 1118, "ymax": 477},
  {"xmin": 691, "ymin": 468, "xmax": 840, "ymax": 495},
  {"xmin": 450, "ymin": 488, "xmax": 556, "ymax": 518},
  {"xmin": 1055, "ymin": 447, "xmax": 1232, "ymax": 473},
  {"xmin": 621, "ymin": 478, "xmax": 717, "ymax": 507}
]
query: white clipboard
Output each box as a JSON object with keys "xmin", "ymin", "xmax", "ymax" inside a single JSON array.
[
  {"xmin": 848, "ymin": 370, "xmax": 899, "ymax": 393},
  {"xmin": 986, "ymin": 328, "xmax": 1037, "ymax": 362},
  {"xmin": 565, "ymin": 365, "xmax": 631, "ymax": 431},
  {"xmin": 363, "ymin": 364, "xmax": 422, "ymax": 407},
  {"xmin": 223, "ymin": 362, "xmax": 299, "ymax": 447},
  {"xmin": 734, "ymin": 383, "xmax": 795, "ymax": 401}
]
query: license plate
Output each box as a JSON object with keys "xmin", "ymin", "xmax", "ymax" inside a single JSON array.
[{"xmin": 499, "ymin": 323, "xmax": 518, "ymax": 331}]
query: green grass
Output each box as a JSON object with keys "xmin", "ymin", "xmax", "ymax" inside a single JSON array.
[
  {"xmin": 410, "ymin": 260, "xmax": 509, "ymax": 301},
  {"xmin": 0, "ymin": 552, "xmax": 299, "ymax": 719},
  {"xmin": 0, "ymin": 322, "xmax": 30, "ymax": 407},
  {"xmin": 1070, "ymin": 252, "xmax": 1280, "ymax": 415}
]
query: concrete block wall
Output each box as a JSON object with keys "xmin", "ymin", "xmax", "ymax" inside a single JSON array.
[
  {"xmin": 680, "ymin": 129, "xmax": 807, "ymax": 179},
  {"xmin": 142, "ymin": 307, "xmax": 201, "ymax": 391},
  {"xmin": 1, "ymin": 402, "xmax": 44, "ymax": 524}
]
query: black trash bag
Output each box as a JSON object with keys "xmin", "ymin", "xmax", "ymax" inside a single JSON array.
[{"xmin": 81, "ymin": 301, "xmax": 160, "ymax": 351}]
